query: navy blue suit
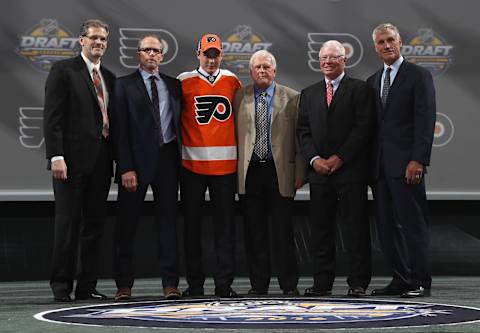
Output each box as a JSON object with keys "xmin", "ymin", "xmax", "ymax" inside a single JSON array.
[
  {"xmin": 367, "ymin": 60, "xmax": 436, "ymax": 290},
  {"xmin": 113, "ymin": 69, "xmax": 182, "ymax": 289}
]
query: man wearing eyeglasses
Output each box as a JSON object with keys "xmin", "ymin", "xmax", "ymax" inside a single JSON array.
[
  {"xmin": 297, "ymin": 40, "xmax": 374, "ymax": 298},
  {"xmin": 113, "ymin": 35, "xmax": 183, "ymax": 301},
  {"xmin": 44, "ymin": 19, "xmax": 115, "ymax": 302}
]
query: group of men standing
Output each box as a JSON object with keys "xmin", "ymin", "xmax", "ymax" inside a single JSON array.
[{"xmin": 43, "ymin": 19, "xmax": 436, "ymax": 302}]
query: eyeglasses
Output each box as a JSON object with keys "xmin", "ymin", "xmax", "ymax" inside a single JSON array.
[
  {"xmin": 138, "ymin": 47, "xmax": 163, "ymax": 55},
  {"xmin": 83, "ymin": 35, "xmax": 108, "ymax": 43},
  {"xmin": 319, "ymin": 55, "xmax": 345, "ymax": 61}
]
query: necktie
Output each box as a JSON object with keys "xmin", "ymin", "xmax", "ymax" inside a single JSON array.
[
  {"xmin": 381, "ymin": 67, "xmax": 392, "ymax": 107},
  {"xmin": 92, "ymin": 68, "xmax": 109, "ymax": 137},
  {"xmin": 149, "ymin": 75, "xmax": 164, "ymax": 145},
  {"xmin": 254, "ymin": 92, "xmax": 269, "ymax": 160},
  {"xmin": 326, "ymin": 80, "xmax": 333, "ymax": 107}
]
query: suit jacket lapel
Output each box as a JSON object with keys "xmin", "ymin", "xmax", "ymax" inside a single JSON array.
[
  {"xmin": 373, "ymin": 69, "xmax": 384, "ymax": 120},
  {"xmin": 77, "ymin": 56, "xmax": 100, "ymax": 106},
  {"xmin": 318, "ymin": 81, "xmax": 328, "ymax": 122},
  {"xmin": 387, "ymin": 60, "xmax": 408, "ymax": 104},
  {"xmin": 271, "ymin": 85, "xmax": 284, "ymax": 125},
  {"xmin": 243, "ymin": 85, "xmax": 256, "ymax": 125},
  {"xmin": 310, "ymin": 81, "xmax": 328, "ymax": 139},
  {"xmin": 134, "ymin": 70, "xmax": 154, "ymax": 106}
]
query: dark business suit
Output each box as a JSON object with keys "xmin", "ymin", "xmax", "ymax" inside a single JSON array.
[
  {"xmin": 367, "ymin": 60, "xmax": 435, "ymax": 290},
  {"xmin": 297, "ymin": 75, "xmax": 373, "ymax": 291},
  {"xmin": 44, "ymin": 55, "xmax": 115, "ymax": 298},
  {"xmin": 113, "ymin": 70, "xmax": 182, "ymax": 289}
]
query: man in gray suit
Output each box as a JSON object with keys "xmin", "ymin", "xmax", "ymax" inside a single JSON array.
[{"xmin": 234, "ymin": 50, "xmax": 306, "ymax": 296}]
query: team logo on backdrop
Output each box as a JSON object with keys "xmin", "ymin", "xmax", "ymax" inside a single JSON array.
[
  {"xmin": 433, "ymin": 112, "xmax": 454, "ymax": 147},
  {"xmin": 194, "ymin": 95, "xmax": 232, "ymax": 124},
  {"xmin": 222, "ymin": 25, "xmax": 272, "ymax": 77},
  {"xmin": 35, "ymin": 299, "xmax": 480, "ymax": 329},
  {"xmin": 16, "ymin": 19, "xmax": 78, "ymax": 73},
  {"xmin": 119, "ymin": 28, "xmax": 178, "ymax": 68},
  {"xmin": 402, "ymin": 29, "xmax": 454, "ymax": 77},
  {"xmin": 19, "ymin": 107, "xmax": 44, "ymax": 148},
  {"xmin": 307, "ymin": 33, "xmax": 363, "ymax": 72}
]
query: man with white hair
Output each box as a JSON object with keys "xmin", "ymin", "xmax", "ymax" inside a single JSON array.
[
  {"xmin": 297, "ymin": 40, "xmax": 374, "ymax": 297},
  {"xmin": 234, "ymin": 50, "xmax": 306, "ymax": 296}
]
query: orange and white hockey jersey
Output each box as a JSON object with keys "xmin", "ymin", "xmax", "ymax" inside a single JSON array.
[{"xmin": 178, "ymin": 68, "xmax": 241, "ymax": 175}]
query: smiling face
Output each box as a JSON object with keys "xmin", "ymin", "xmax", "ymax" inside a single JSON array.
[
  {"xmin": 319, "ymin": 45, "xmax": 346, "ymax": 80},
  {"xmin": 79, "ymin": 26, "xmax": 108, "ymax": 64},
  {"xmin": 137, "ymin": 36, "xmax": 164, "ymax": 73},
  {"xmin": 374, "ymin": 28, "xmax": 402, "ymax": 65}
]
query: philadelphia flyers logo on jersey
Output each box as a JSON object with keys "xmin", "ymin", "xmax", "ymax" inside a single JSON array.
[{"xmin": 194, "ymin": 95, "xmax": 232, "ymax": 125}]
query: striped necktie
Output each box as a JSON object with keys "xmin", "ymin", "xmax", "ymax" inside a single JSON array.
[{"xmin": 92, "ymin": 68, "xmax": 109, "ymax": 137}]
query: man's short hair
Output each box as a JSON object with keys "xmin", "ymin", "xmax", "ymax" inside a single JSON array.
[
  {"xmin": 249, "ymin": 50, "xmax": 277, "ymax": 69},
  {"xmin": 319, "ymin": 40, "xmax": 346, "ymax": 57},
  {"xmin": 372, "ymin": 23, "xmax": 401, "ymax": 42},
  {"xmin": 79, "ymin": 19, "xmax": 110, "ymax": 37},
  {"xmin": 137, "ymin": 34, "xmax": 163, "ymax": 51}
]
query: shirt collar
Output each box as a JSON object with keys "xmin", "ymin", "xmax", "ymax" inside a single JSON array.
[
  {"xmin": 81, "ymin": 52, "xmax": 101, "ymax": 74},
  {"xmin": 197, "ymin": 67, "xmax": 220, "ymax": 78},
  {"xmin": 324, "ymin": 72, "xmax": 345, "ymax": 86},
  {"xmin": 254, "ymin": 81, "xmax": 276, "ymax": 98},
  {"xmin": 139, "ymin": 67, "xmax": 160, "ymax": 80},
  {"xmin": 384, "ymin": 55, "xmax": 404, "ymax": 72}
]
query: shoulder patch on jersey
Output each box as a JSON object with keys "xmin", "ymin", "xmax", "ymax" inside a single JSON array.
[
  {"xmin": 177, "ymin": 70, "xmax": 198, "ymax": 81},
  {"xmin": 219, "ymin": 69, "xmax": 238, "ymax": 78}
]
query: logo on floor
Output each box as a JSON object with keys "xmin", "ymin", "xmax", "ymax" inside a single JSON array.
[{"xmin": 35, "ymin": 298, "xmax": 480, "ymax": 329}]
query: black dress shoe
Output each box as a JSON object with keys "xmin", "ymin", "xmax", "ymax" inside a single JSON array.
[
  {"xmin": 248, "ymin": 288, "xmax": 268, "ymax": 295},
  {"xmin": 347, "ymin": 287, "xmax": 366, "ymax": 297},
  {"xmin": 181, "ymin": 287, "xmax": 204, "ymax": 298},
  {"xmin": 304, "ymin": 286, "xmax": 332, "ymax": 296},
  {"xmin": 371, "ymin": 285, "xmax": 405, "ymax": 296},
  {"xmin": 215, "ymin": 287, "xmax": 239, "ymax": 298},
  {"xmin": 54, "ymin": 295, "xmax": 72, "ymax": 302},
  {"xmin": 401, "ymin": 286, "xmax": 431, "ymax": 298},
  {"xmin": 283, "ymin": 288, "xmax": 300, "ymax": 296},
  {"xmin": 75, "ymin": 290, "xmax": 108, "ymax": 301}
]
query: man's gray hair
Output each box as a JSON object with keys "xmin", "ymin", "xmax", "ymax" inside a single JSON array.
[
  {"xmin": 249, "ymin": 50, "xmax": 277, "ymax": 69},
  {"xmin": 319, "ymin": 40, "xmax": 346, "ymax": 57},
  {"xmin": 137, "ymin": 34, "xmax": 163, "ymax": 51},
  {"xmin": 372, "ymin": 23, "xmax": 401, "ymax": 42}
]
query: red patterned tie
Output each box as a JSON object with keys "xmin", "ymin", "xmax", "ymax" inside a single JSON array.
[
  {"xmin": 92, "ymin": 68, "xmax": 109, "ymax": 137},
  {"xmin": 326, "ymin": 80, "xmax": 333, "ymax": 107}
]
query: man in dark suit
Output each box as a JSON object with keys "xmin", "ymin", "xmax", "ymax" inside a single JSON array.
[
  {"xmin": 44, "ymin": 19, "xmax": 115, "ymax": 302},
  {"xmin": 234, "ymin": 50, "xmax": 306, "ymax": 296},
  {"xmin": 297, "ymin": 40, "xmax": 373, "ymax": 297},
  {"xmin": 367, "ymin": 23, "xmax": 436, "ymax": 298},
  {"xmin": 113, "ymin": 35, "xmax": 183, "ymax": 301}
]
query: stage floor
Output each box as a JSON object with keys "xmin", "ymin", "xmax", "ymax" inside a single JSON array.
[{"xmin": 2, "ymin": 276, "xmax": 480, "ymax": 333}]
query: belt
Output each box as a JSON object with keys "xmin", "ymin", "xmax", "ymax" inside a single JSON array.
[{"xmin": 250, "ymin": 159, "xmax": 274, "ymax": 166}]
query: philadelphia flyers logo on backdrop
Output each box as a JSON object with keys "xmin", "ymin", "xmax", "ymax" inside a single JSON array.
[{"xmin": 194, "ymin": 95, "xmax": 232, "ymax": 125}]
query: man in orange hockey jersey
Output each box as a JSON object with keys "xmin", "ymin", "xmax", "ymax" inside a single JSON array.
[{"xmin": 178, "ymin": 34, "xmax": 241, "ymax": 298}]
